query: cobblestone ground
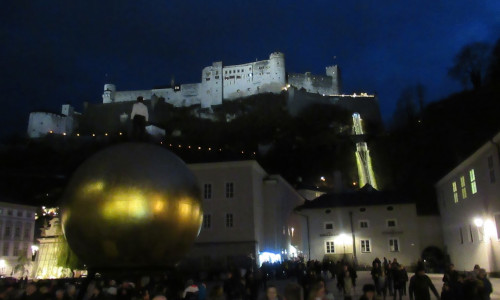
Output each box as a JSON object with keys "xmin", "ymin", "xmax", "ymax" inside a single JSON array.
[{"xmin": 262, "ymin": 271, "xmax": 500, "ymax": 300}]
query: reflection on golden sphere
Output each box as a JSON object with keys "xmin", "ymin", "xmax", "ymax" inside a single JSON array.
[{"xmin": 61, "ymin": 143, "xmax": 202, "ymax": 269}]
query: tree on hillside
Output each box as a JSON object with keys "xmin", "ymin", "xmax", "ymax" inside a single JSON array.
[
  {"xmin": 487, "ymin": 37, "xmax": 500, "ymax": 82},
  {"xmin": 391, "ymin": 86, "xmax": 421, "ymax": 129},
  {"xmin": 448, "ymin": 42, "xmax": 491, "ymax": 90}
]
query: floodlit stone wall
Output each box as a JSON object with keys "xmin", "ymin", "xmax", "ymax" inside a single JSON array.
[{"xmin": 102, "ymin": 52, "xmax": 287, "ymax": 108}]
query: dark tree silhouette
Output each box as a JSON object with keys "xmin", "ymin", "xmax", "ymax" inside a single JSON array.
[
  {"xmin": 448, "ymin": 42, "xmax": 491, "ymax": 90},
  {"xmin": 487, "ymin": 37, "xmax": 500, "ymax": 82}
]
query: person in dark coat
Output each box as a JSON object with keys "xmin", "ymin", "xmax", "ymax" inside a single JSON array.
[
  {"xmin": 370, "ymin": 262, "xmax": 383, "ymax": 297},
  {"xmin": 477, "ymin": 269, "xmax": 493, "ymax": 300},
  {"xmin": 440, "ymin": 283, "xmax": 453, "ymax": 300},
  {"xmin": 408, "ymin": 267, "xmax": 440, "ymax": 300},
  {"xmin": 392, "ymin": 265, "xmax": 406, "ymax": 300},
  {"xmin": 442, "ymin": 264, "xmax": 459, "ymax": 286}
]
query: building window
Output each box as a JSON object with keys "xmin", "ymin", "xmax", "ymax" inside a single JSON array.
[
  {"xmin": 225, "ymin": 213, "xmax": 233, "ymax": 228},
  {"xmin": 468, "ymin": 225, "xmax": 474, "ymax": 243},
  {"xmin": 387, "ymin": 219, "xmax": 397, "ymax": 228},
  {"xmin": 452, "ymin": 181, "xmax": 458, "ymax": 203},
  {"xmin": 16, "ymin": 211, "xmax": 22, "ymax": 218},
  {"xmin": 13, "ymin": 243, "xmax": 19, "ymax": 256},
  {"xmin": 389, "ymin": 238, "xmax": 400, "ymax": 252},
  {"xmin": 2, "ymin": 243, "xmax": 9, "ymax": 256},
  {"xmin": 361, "ymin": 239, "xmax": 371, "ymax": 252},
  {"xmin": 204, "ymin": 184, "xmax": 212, "ymax": 200},
  {"xmin": 359, "ymin": 220, "xmax": 369, "ymax": 228},
  {"xmin": 14, "ymin": 225, "xmax": 20, "ymax": 239},
  {"xmin": 225, "ymin": 182, "xmax": 234, "ymax": 198},
  {"xmin": 4, "ymin": 224, "xmax": 11, "ymax": 238},
  {"xmin": 325, "ymin": 241, "xmax": 335, "ymax": 254},
  {"xmin": 202, "ymin": 214, "xmax": 211, "ymax": 229},
  {"xmin": 7, "ymin": 210, "xmax": 12, "ymax": 217},
  {"xmin": 470, "ymin": 169, "xmax": 477, "ymax": 194},
  {"xmin": 460, "ymin": 176, "xmax": 467, "ymax": 199},
  {"xmin": 488, "ymin": 156, "xmax": 496, "ymax": 183},
  {"xmin": 23, "ymin": 224, "xmax": 31, "ymax": 239},
  {"xmin": 324, "ymin": 222, "xmax": 333, "ymax": 230}
]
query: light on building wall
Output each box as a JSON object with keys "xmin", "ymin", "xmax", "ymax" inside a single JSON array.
[
  {"xmin": 484, "ymin": 219, "xmax": 497, "ymax": 240},
  {"xmin": 474, "ymin": 218, "xmax": 484, "ymax": 227},
  {"xmin": 320, "ymin": 176, "xmax": 326, "ymax": 182},
  {"xmin": 92, "ymin": 133, "xmax": 96, "ymax": 137},
  {"xmin": 105, "ymin": 133, "xmax": 108, "ymax": 136},
  {"xmin": 0, "ymin": 260, "xmax": 6, "ymax": 268},
  {"xmin": 119, "ymin": 132, "xmax": 123, "ymax": 135},
  {"xmin": 49, "ymin": 131, "xmax": 53, "ymax": 134},
  {"xmin": 76, "ymin": 133, "xmax": 80, "ymax": 137}
]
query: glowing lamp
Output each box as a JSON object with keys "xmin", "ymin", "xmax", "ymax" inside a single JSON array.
[{"xmin": 474, "ymin": 218, "xmax": 484, "ymax": 227}]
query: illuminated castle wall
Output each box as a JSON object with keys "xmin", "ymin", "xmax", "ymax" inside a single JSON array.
[{"xmin": 102, "ymin": 52, "xmax": 287, "ymax": 108}]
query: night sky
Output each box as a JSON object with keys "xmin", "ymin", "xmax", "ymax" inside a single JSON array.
[{"xmin": 1, "ymin": 1, "xmax": 499, "ymax": 138}]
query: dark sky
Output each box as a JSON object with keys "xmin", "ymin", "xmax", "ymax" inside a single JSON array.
[{"xmin": 1, "ymin": 1, "xmax": 499, "ymax": 138}]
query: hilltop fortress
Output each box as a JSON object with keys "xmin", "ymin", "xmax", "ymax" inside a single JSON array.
[
  {"xmin": 102, "ymin": 52, "xmax": 341, "ymax": 108},
  {"xmin": 27, "ymin": 52, "xmax": 382, "ymax": 138}
]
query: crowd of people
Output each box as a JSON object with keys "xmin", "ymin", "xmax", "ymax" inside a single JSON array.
[{"xmin": 0, "ymin": 259, "xmax": 494, "ymax": 300}]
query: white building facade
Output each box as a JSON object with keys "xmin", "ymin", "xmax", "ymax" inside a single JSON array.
[
  {"xmin": 295, "ymin": 186, "xmax": 442, "ymax": 269},
  {"xmin": 186, "ymin": 160, "xmax": 306, "ymax": 267},
  {"xmin": 436, "ymin": 132, "xmax": 500, "ymax": 273},
  {"xmin": 0, "ymin": 201, "xmax": 37, "ymax": 277}
]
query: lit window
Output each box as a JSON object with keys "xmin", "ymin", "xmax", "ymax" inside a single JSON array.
[
  {"xmin": 202, "ymin": 214, "xmax": 211, "ymax": 229},
  {"xmin": 225, "ymin": 213, "xmax": 233, "ymax": 228},
  {"xmin": 361, "ymin": 239, "xmax": 371, "ymax": 252},
  {"xmin": 324, "ymin": 223, "xmax": 333, "ymax": 230},
  {"xmin": 470, "ymin": 169, "xmax": 477, "ymax": 194},
  {"xmin": 359, "ymin": 220, "xmax": 369, "ymax": 228},
  {"xmin": 461, "ymin": 176, "xmax": 467, "ymax": 199},
  {"xmin": 389, "ymin": 238, "xmax": 399, "ymax": 252},
  {"xmin": 225, "ymin": 182, "xmax": 234, "ymax": 198},
  {"xmin": 387, "ymin": 219, "xmax": 397, "ymax": 227},
  {"xmin": 325, "ymin": 241, "xmax": 335, "ymax": 254},
  {"xmin": 203, "ymin": 184, "xmax": 212, "ymax": 200},
  {"xmin": 452, "ymin": 182, "xmax": 458, "ymax": 203}
]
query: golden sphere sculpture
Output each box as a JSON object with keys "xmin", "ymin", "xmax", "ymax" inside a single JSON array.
[{"xmin": 61, "ymin": 143, "xmax": 202, "ymax": 269}]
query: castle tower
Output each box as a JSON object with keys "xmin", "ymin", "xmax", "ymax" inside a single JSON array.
[
  {"xmin": 269, "ymin": 52, "xmax": 286, "ymax": 87},
  {"xmin": 326, "ymin": 65, "xmax": 341, "ymax": 94},
  {"xmin": 102, "ymin": 84, "xmax": 116, "ymax": 103}
]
